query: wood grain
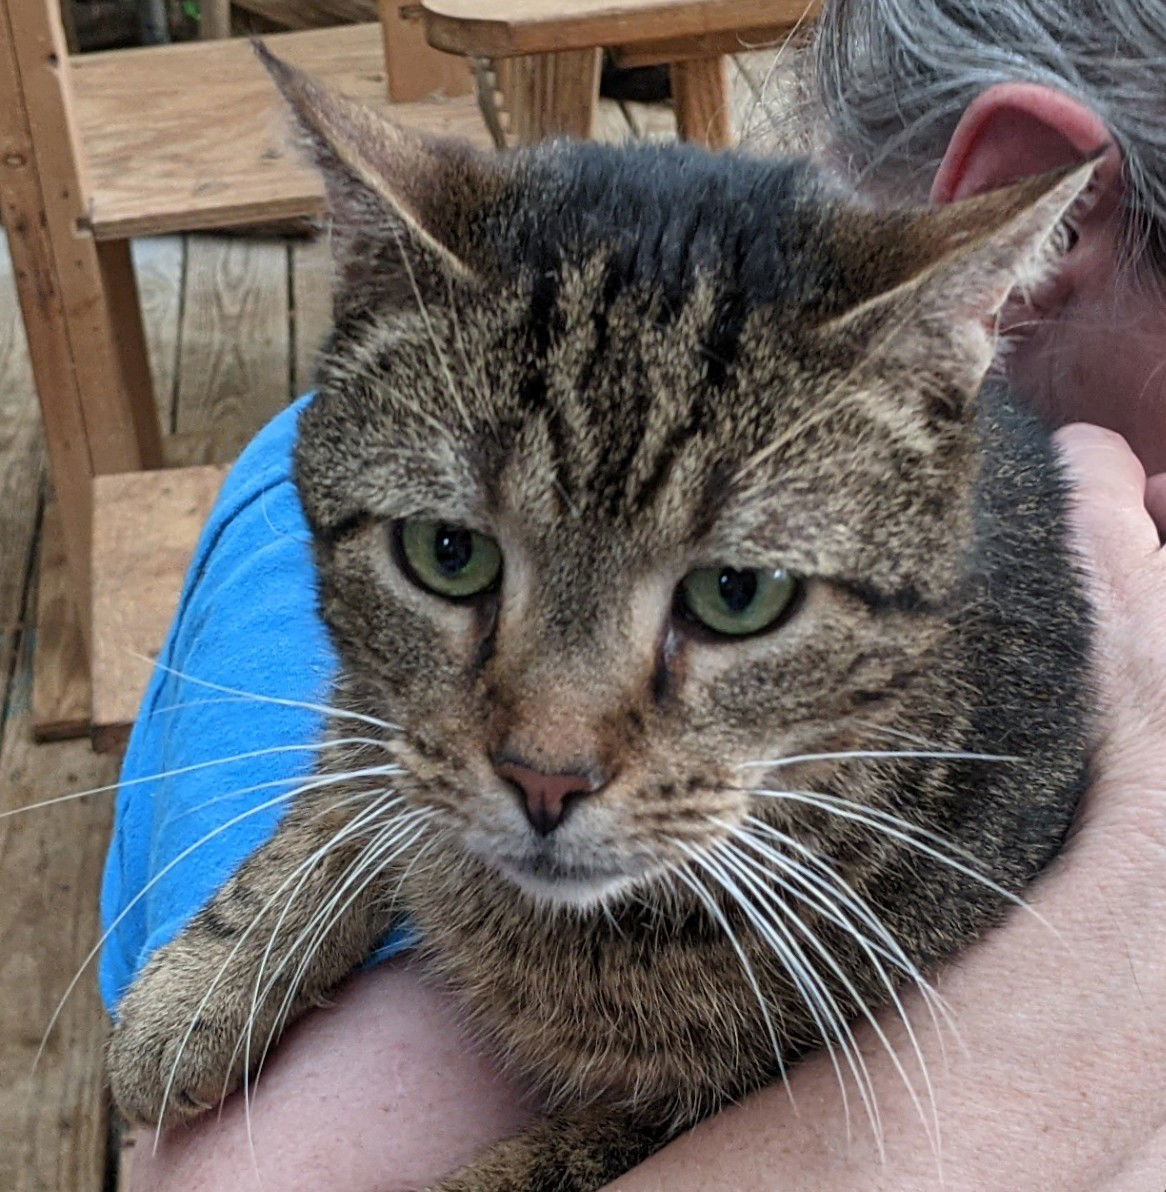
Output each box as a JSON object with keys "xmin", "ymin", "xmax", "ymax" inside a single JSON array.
[
  {"xmin": 4, "ymin": 0, "xmax": 163, "ymax": 476},
  {"xmin": 95, "ymin": 238, "xmax": 166, "ymax": 464},
  {"xmin": 175, "ymin": 236, "xmax": 291, "ymax": 453},
  {"xmin": 91, "ymin": 467, "xmax": 227, "ymax": 750},
  {"xmin": 507, "ymin": 48, "xmax": 602, "ymax": 143},
  {"xmin": 379, "ymin": 0, "xmax": 472, "ymax": 101},
  {"xmin": 0, "ymin": 632, "xmax": 116, "ymax": 1192},
  {"xmin": 72, "ymin": 24, "xmax": 493, "ymax": 240},
  {"xmin": 292, "ymin": 232, "xmax": 334, "ymax": 397},
  {"xmin": 0, "ymin": 236, "xmax": 44, "ymax": 726},
  {"xmin": 0, "ymin": 1, "xmax": 94, "ymax": 644},
  {"xmin": 420, "ymin": 0, "xmax": 821, "ymax": 57},
  {"xmin": 133, "ymin": 236, "xmax": 187, "ymax": 432},
  {"xmin": 31, "ymin": 503, "xmax": 90, "ymax": 742},
  {"xmin": 670, "ymin": 54, "xmax": 731, "ymax": 148}
]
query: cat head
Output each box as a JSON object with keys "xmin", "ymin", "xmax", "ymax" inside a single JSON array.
[{"xmin": 261, "ymin": 48, "xmax": 1092, "ymax": 908}]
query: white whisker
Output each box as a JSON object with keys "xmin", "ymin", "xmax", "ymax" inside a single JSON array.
[
  {"xmin": 238, "ymin": 807, "xmax": 433, "ymax": 1153},
  {"xmin": 41, "ymin": 764, "xmax": 400, "ymax": 1072},
  {"xmin": 154, "ymin": 790, "xmax": 407, "ymax": 1146},
  {"xmin": 0, "ymin": 737, "xmax": 396, "ymax": 821},
  {"xmin": 662, "ymin": 856, "xmax": 796, "ymax": 1111},
  {"xmin": 739, "ymin": 816, "xmax": 962, "ymax": 1058},
  {"xmin": 680, "ymin": 840, "xmax": 877, "ymax": 1151},
  {"xmin": 739, "ymin": 747, "xmax": 1018, "ymax": 771},
  {"xmin": 751, "ymin": 787, "xmax": 1058, "ymax": 938},
  {"xmin": 249, "ymin": 812, "xmax": 437, "ymax": 1103},
  {"xmin": 713, "ymin": 834, "xmax": 942, "ymax": 1162},
  {"xmin": 133, "ymin": 654, "xmax": 401, "ymax": 733}
]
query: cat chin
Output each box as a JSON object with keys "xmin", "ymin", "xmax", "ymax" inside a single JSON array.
[{"xmin": 497, "ymin": 864, "xmax": 641, "ymax": 912}]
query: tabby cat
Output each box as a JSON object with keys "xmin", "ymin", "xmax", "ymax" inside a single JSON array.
[{"xmin": 106, "ymin": 48, "xmax": 1095, "ymax": 1191}]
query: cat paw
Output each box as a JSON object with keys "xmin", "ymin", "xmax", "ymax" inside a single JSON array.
[{"xmin": 106, "ymin": 943, "xmax": 249, "ymax": 1129}]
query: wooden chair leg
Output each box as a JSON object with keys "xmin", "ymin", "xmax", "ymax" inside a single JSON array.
[
  {"xmin": 508, "ymin": 48, "xmax": 602, "ymax": 144},
  {"xmin": 32, "ymin": 503, "xmax": 91, "ymax": 742},
  {"xmin": 378, "ymin": 0, "xmax": 472, "ymax": 102},
  {"xmin": 96, "ymin": 239, "xmax": 164, "ymax": 468},
  {"xmin": 199, "ymin": 0, "xmax": 231, "ymax": 39},
  {"xmin": 1, "ymin": 0, "xmax": 95, "ymax": 648},
  {"xmin": 670, "ymin": 55, "xmax": 733, "ymax": 150}
]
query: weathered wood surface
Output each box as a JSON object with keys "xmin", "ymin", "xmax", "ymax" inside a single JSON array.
[
  {"xmin": 91, "ymin": 466, "xmax": 228, "ymax": 751},
  {"xmin": 133, "ymin": 237, "xmax": 187, "ymax": 433},
  {"xmin": 0, "ymin": 629, "xmax": 117, "ymax": 1192},
  {"xmin": 506, "ymin": 48, "xmax": 602, "ymax": 143},
  {"xmin": 73, "ymin": 24, "xmax": 493, "ymax": 239},
  {"xmin": 0, "ymin": 236, "xmax": 44, "ymax": 719},
  {"xmin": 2, "ymin": 0, "xmax": 163, "ymax": 477},
  {"xmin": 0, "ymin": 227, "xmax": 112, "ymax": 1183},
  {"xmin": 175, "ymin": 236, "xmax": 292, "ymax": 453},
  {"xmin": 30, "ymin": 237, "xmax": 183, "ymax": 741},
  {"xmin": 670, "ymin": 54, "xmax": 731, "ymax": 148},
  {"xmin": 610, "ymin": 22, "xmax": 814, "ymax": 68},
  {"xmin": 379, "ymin": 0, "xmax": 472, "ymax": 101},
  {"xmin": 292, "ymin": 233, "xmax": 334, "ymax": 397},
  {"xmin": 31, "ymin": 505, "xmax": 90, "ymax": 742},
  {"xmin": 421, "ymin": 0, "xmax": 821, "ymax": 57},
  {"xmin": 1, "ymin": 2, "xmax": 91, "ymax": 646}
]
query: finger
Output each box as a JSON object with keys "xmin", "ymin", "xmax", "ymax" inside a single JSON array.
[
  {"xmin": 1054, "ymin": 424, "xmax": 1161, "ymax": 562},
  {"xmin": 1145, "ymin": 473, "xmax": 1166, "ymax": 540}
]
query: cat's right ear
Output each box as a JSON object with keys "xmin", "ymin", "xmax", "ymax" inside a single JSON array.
[{"xmin": 255, "ymin": 42, "xmax": 490, "ymax": 289}]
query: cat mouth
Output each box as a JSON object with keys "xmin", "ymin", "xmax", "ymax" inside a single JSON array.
[{"xmin": 493, "ymin": 853, "xmax": 643, "ymax": 908}]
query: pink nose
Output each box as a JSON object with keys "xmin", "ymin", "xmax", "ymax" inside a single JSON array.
[{"xmin": 493, "ymin": 760, "xmax": 599, "ymax": 836}]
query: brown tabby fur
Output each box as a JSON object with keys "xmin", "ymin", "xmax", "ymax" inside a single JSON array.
[{"xmin": 106, "ymin": 48, "xmax": 1096, "ymax": 1190}]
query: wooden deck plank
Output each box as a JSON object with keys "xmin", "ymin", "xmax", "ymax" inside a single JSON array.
[
  {"xmin": 0, "ymin": 629, "xmax": 116, "ymax": 1192},
  {"xmin": 175, "ymin": 236, "xmax": 292, "ymax": 454},
  {"xmin": 0, "ymin": 234, "xmax": 45, "ymax": 718},
  {"xmin": 291, "ymin": 233, "xmax": 334, "ymax": 398}
]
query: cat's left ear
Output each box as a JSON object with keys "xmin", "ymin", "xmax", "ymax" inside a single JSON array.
[
  {"xmin": 255, "ymin": 42, "xmax": 491, "ymax": 287},
  {"xmin": 827, "ymin": 157, "xmax": 1098, "ymax": 401}
]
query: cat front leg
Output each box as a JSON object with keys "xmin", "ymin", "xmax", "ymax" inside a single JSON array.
[
  {"xmin": 425, "ymin": 1108, "xmax": 672, "ymax": 1192},
  {"xmin": 107, "ymin": 799, "xmax": 414, "ymax": 1130}
]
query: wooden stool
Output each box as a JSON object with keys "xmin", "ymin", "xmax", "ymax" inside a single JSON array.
[{"xmin": 419, "ymin": 0, "xmax": 820, "ymax": 148}]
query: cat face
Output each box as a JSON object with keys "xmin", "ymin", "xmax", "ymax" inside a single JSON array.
[{"xmin": 267, "ymin": 52, "xmax": 1091, "ymax": 908}]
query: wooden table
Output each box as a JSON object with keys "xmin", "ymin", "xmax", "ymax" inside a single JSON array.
[{"xmin": 418, "ymin": 0, "xmax": 820, "ymax": 148}]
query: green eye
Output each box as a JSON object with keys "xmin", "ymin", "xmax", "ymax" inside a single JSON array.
[
  {"xmin": 679, "ymin": 567, "xmax": 799, "ymax": 637},
  {"xmin": 397, "ymin": 520, "xmax": 502, "ymax": 599}
]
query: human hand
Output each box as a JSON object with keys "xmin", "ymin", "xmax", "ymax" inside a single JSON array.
[{"xmin": 1056, "ymin": 423, "xmax": 1166, "ymax": 788}]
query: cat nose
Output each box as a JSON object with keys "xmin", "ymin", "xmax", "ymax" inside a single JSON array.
[{"xmin": 493, "ymin": 758, "xmax": 601, "ymax": 836}]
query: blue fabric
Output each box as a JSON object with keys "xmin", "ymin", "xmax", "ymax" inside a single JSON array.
[{"xmin": 99, "ymin": 395, "xmax": 413, "ymax": 1015}]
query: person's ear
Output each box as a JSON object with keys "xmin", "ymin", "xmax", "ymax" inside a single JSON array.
[{"xmin": 931, "ymin": 82, "xmax": 1121, "ymax": 225}]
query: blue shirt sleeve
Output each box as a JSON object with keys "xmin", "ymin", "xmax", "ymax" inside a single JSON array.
[{"xmin": 98, "ymin": 395, "xmax": 412, "ymax": 1015}]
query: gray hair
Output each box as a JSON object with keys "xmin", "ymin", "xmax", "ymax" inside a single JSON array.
[{"xmin": 809, "ymin": 0, "xmax": 1166, "ymax": 276}]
